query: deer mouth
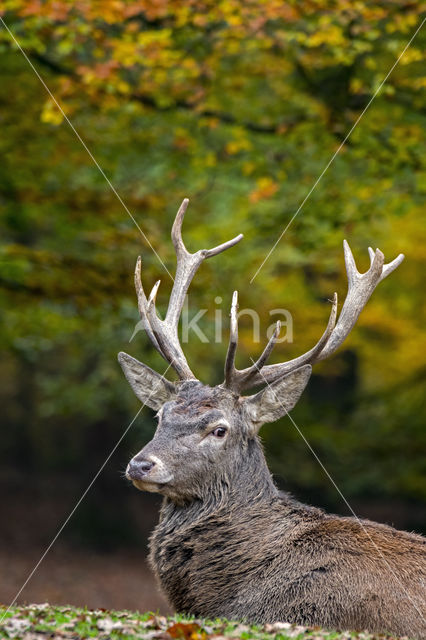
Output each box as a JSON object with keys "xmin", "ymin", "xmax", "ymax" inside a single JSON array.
[
  {"xmin": 130, "ymin": 476, "xmax": 173, "ymax": 494},
  {"xmin": 126, "ymin": 455, "xmax": 173, "ymax": 489},
  {"xmin": 126, "ymin": 464, "xmax": 173, "ymax": 492}
]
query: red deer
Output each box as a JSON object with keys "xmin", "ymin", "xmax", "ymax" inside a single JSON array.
[{"xmin": 119, "ymin": 199, "xmax": 426, "ymax": 638}]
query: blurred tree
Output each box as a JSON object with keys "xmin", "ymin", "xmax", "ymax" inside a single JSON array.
[{"xmin": 0, "ymin": 0, "xmax": 424, "ymax": 538}]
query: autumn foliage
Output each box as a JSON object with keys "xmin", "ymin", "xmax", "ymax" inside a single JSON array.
[{"xmin": 0, "ymin": 0, "xmax": 425, "ymax": 538}]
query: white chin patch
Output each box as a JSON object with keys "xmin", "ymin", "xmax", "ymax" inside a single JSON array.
[
  {"xmin": 128, "ymin": 455, "xmax": 173, "ymax": 492},
  {"xmin": 132, "ymin": 479, "xmax": 160, "ymax": 493}
]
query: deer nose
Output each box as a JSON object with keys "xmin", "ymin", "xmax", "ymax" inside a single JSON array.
[{"xmin": 127, "ymin": 458, "xmax": 155, "ymax": 480}]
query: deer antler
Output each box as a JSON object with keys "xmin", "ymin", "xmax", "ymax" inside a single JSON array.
[
  {"xmin": 224, "ymin": 290, "xmax": 283, "ymax": 392},
  {"xmin": 223, "ymin": 241, "xmax": 404, "ymax": 392},
  {"xmin": 135, "ymin": 198, "xmax": 243, "ymax": 379}
]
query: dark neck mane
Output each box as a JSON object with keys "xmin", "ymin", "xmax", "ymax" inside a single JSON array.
[{"xmin": 158, "ymin": 437, "xmax": 279, "ymax": 531}]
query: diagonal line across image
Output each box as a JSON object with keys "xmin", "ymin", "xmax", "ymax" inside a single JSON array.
[
  {"xmin": 0, "ymin": 362, "xmax": 173, "ymax": 624},
  {"xmin": 250, "ymin": 15, "xmax": 425, "ymax": 283},
  {"xmin": 250, "ymin": 359, "xmax": 426, "ymax": 623},
  {"xmin": 0, "ymin": 16, "xmax": 174, "ymax": 282}
]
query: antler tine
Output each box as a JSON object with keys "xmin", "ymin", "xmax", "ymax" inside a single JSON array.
[
  {"xmin": 203, "ymin": 234, "xmax": 244, "ymax": 259},
  {"xmin": 250, "ymin": 321, "xmax": 281, "ymax": 373},
  {"xmin": 134, "ymin": 258, "xmax": 193, "ymax": 380},
  {"xmin": 223, "ymin": 240, "xmax": 403, "ymax": 391},
  {"xmin": 134, "ymin": 255, "xmax": 147, "ymax": 315},
  {"xmin": 224, "ymin": 291, "xmax": 239, "ymax": 388},
  {"xmin": 147, "ymin": 279, "xmax": 161, "ymax": 307},
  {"xmin": 133, "ymin": 198, "xmax": 243, "ymax": 381},
  {"xmin": 171, "ymin": 198, "xmax": 243, "ymax": 260},
  {"xmin": 134, "ymin": 257, "xmax": 165, "ymax": 358},
  {"xmin": 259, "ymin": 242, "xmax": 402, "ymax": 383},
  {"xmin": 229, "ymin": 292, "xmax": 338, "ymax": 389},
  {"xmin": 368, "ymin": 246, "xmax": 405, "ymax": 282},
  {"xmin": 315, "ymin": 241, "xmax": 401, "ymax": 362},
  {"xmin": 166, "ymin": 199, "xmax": 243, "ymax": 331},
  {"xmin": 171, "ymin": 198, "xmax": 189, "ymax": 258},
  {"xmin": 343, "ymin": 238, "xmax": 359, "ymax": 287},
  {"xmin": 224, "ymin": 297, "xmax": 282, "ymax": 392},
  {"xmin": 382, "ymin": 252, "xmax": 404, "ymax": 280},
  {"xmin": 236, "ymin": 320, "xmax": 281, "ymax": 391}
]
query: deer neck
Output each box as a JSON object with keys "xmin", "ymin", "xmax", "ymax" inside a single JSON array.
[{"xmin": 158, "ymin": 437, "xmax": 279, "ymax": 530}]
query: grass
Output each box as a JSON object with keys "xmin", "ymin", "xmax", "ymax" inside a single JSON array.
[{"xmin": 0, "ymin": 604, "xmax": 404, "ymax": 640}]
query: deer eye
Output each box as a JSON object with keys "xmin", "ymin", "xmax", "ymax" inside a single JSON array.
[{"xmin": 210, "ymin": 426, "xmax": 227, "ymax": 438}]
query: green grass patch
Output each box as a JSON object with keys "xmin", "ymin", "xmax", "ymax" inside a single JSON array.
[{"xmin": 0, "ymin": 603, "xmax": 401, "ymax": 640}]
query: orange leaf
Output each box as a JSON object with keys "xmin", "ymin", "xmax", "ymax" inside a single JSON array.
[{"xmin": 166, "ymin": 622, "xmax": 203, "ymax": 640}]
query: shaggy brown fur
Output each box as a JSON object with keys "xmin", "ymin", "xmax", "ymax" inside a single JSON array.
[
  {"xmin": 122, "ymin": 379, "xmax": 426, "ymax": 638},
  {"xmin": 119, "ymin": 207, "xmax": 424, "ymax": 636},
  {"xmin": 151, "ymin": 496, "xmax": 426, "ymax": 636}
]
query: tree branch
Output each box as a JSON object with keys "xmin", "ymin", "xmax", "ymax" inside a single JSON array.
[{"xmin": 27, "ymin": 50, "xmax": 301, "ymax": 136}]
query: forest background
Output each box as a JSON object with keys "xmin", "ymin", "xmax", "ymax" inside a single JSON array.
[{"xmin": 0, "ymin": 0, "xmax": 425, "ymax": 612}]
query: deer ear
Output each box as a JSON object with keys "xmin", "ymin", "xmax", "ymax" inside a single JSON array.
[
  {"xmin": 118, "ymin": 352, "xmax": 176, "ymax": 410},
  {"xmin": 242, "ymin": 365, "xmax": 312, "ymax": 432}
]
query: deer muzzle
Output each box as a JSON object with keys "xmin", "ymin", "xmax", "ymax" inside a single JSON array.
[
  {"xmin": 127, "ymin": 458, "xmax": 155, "ymax": 480},
  {"xmin": 126, "ymin": 453, "xmax": 173, "ymax": 490}
]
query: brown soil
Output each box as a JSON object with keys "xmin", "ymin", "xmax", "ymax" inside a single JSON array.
[{"xmin": 0, "ymin": 543, "xmax": 170, "ymax": 613}]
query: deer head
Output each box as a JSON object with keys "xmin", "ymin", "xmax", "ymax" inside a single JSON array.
[{"xmin": 119, "ymin": 199, "xmax": 404, "ymax": 502}]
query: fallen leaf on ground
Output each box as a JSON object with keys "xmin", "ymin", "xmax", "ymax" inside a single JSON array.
[{"xmin": 166, "ymin": 622, "xmax": 204, "ymax": 640}]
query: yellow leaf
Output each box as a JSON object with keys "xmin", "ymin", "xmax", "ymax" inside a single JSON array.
[{"xmin": 40, "ymin": 98, "xmax": 64, "ymax": 125}]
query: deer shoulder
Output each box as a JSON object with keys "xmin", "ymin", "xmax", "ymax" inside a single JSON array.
[{"xmin": 119, "ymin": 199, "xmax": 425, "ymax": 638}]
